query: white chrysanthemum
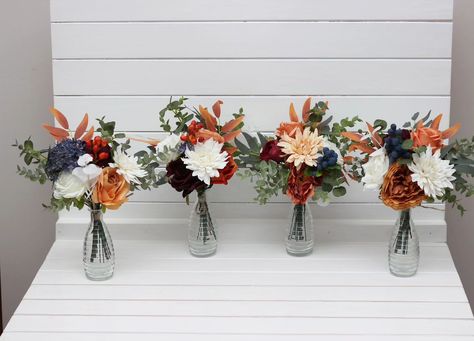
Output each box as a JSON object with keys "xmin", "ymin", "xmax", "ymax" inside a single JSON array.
[
  {"xmin": 182, "ymin": 139, "xmax": 228, "ymax": 185},
  {"xmin": 361, "ymin": 147, "xmax": 389, "ymax": 190},
  {"xmin": 53, "ymin": 172, "xmax": 87, "ymax": 199},
  {"xmin": 109, "ymin": 151, "xmax": 147, "ymax": 184},
  {"xmin": 408, "ymin": 146, "xmax": 456, "ymax": 198},
  {"xmin": 156, "ymin": 134, "xmax": 182, "ymax": 163},
  {"xmin": 278, "ymin": 127, "xmax": 324, "ymax": 169}
]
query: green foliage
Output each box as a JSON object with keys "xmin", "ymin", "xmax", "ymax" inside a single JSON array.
[
  {"xmin": 13, "ymin": 138, "xmax": 48, "ymax": 184},
  {"xmin": 159, "ymin": 97, "xmax": 192, "ymax": 134}
]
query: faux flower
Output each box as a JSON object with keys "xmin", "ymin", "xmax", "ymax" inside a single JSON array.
[
  {"xmin": 156, "ymin": 134, "xmax": 182, "ymax": 163},
  {"xmin": 182, "ymin": 139, "xmax": 228, "ymax": 185},
  {"xmin": 85, "ymin": 137, "xmax": 113, "ymax": 168},
  {"xmin": 72, "ymin": 154, "xmax": 102, "ymax": 187},
  {"xmin": 361, "ymin": 147, "xmax": 390, "ymax": 190},
  {"xmin": 92, "ymin": 167, "xmax": 130, "ymax": 210},
  {"xmin": 322, "ymin": 137, "xmax": 343, "ymax": 165},
  {"xmin": 212, "ymin": 155, "xmax": 238, "ymax": 185},
  {"xmin": 275, "ymin": 122, "xmax": 304, "ymax": 138},
  {"xmin": 45, "ymin": 139, "xmax": 86, "ymax": 181},
  {"xmin": 408, "ymin": 146, "xmax": 456, "ymax": 198},
  {"xmin": 278, "ymin": 127, "xmax": 324, "ymax": 169},
  {"xmin": 411, "ymin": 114, "xmax": 460, "ymax": 152},
  {"xmin": 53, "ymin": 172, "xmax": 87, "ymax": 199},
  {"xmin": 381, "ymin": 163, "xmax": 426, "ymax": 210},
  {"xmin": 287, "ymin": 166, "xmax": 317, "ymax": 205},
  {"xmin": 166, "ymin": 158, "xmax": 206, "ymax": 197},
  {"xmin": 260, "ymin": 139, "xmax": 285, "ymax": 163},
  {"xmin": 109, "ymin": 151, "xmax": 147, "ymax": 184}
]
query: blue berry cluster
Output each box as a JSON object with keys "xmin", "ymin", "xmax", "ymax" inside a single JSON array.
[
  {"xmin": 384, "ymin": 123, "xmax": 411, "ymax": 164},
  {"xmin": 45, "ymin": 139, "xmax": 86, "ymax": 181},
  {"xmin": 316, "ymin": 147, "xmax": 338, "ymax": 171}
]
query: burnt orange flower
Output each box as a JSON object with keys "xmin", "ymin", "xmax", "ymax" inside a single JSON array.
[
  {"xmin": 380, "ymin": 163, "xmax": 426, "ymax": 211},
  {"xmin": 211, "ymin": 155, "xmax": 238, "ymax": 185},
  {"xmin": 411, "ymin": 114, "xmax": 460, "ymax": 152},
  {"xmin": 286, "ymin": 166, "xmax": 317, "ymax": 205},
  {"xmin": 92, "ymin": 167, "xmax": 130, "ymax": 210}
]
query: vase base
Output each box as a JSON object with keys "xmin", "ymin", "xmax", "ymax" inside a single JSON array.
[
  {"xmin": 286, "ymin": 244, "xmax": 313, "ymax": 257},
  {"xmin": 389, "ymin": 269, "xmax": 417, "ymax": 277},
  {"xmin": 84, "ymin": 262, "xmax": 114, "ymax": 281},
  {"xmin": 189, "ymin": 246, "xmax": 217, "ymax": 258}
]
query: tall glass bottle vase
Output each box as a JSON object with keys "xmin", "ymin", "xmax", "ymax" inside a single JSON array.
[
  {"xmin": 286, "ymin": 203, "xmax": 313, "ymax": 256},
  {"xmin": 389, "ymin": 209, "xmax": 419, "ymax": 277},
  {"xmin": 83, "ymin": 204, "xmax": 115, "ymax": 281},
  {"xmin": 188, "ymin": 190, "xmax": 217, "ymax": 257}
]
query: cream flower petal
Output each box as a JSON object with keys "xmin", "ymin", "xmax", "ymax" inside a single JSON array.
[{"xmin": 277, "ymin": 127, "xmax": 324, "ymax": 169}]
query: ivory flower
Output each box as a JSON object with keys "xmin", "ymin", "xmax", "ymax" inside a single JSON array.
[
  {"xmin": 156, "ymin": 134, "xmax": 182, "ymax": 163},
  {"xmin": 361, "ymin": 147, "xmax": 390, "ymax": 190},
  {"xmin": 109, "ymin": 151, "xmax": 147, "ymax": 184},
  {"xmin": 278, "ymin": 127, "xmax": 324, "ymax": 169},
  {"xmin": 72, "ymin": 154, "xmax": 102, "ymax": 188},
  {"xmin": 182, "ymin": 139, "xmax": 228, "ymax": 185},
  {"xmin": 53, "ymin": 172, "xmax": 87, "ymax": 199},
  {"xmin": 408, "ymin": 146, "xmax": 456, "ymax": 198}
]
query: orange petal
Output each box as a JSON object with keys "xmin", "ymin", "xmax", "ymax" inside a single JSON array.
[
  {"xmin": 50, "ymin": 108, "xmax": 69, "ymax": 129},
  {"xmin": 302, "ymin": 97, "xmax": 312, "ymax": 122},
  {"xmin": 221, "ymin": 115, "xmax": 245, "ymax": 133},
  {"xmin": 441, "ymin": 122, "xmax": 461, "ymax": 139},
  {"xmin": 81, "ymin": 126, "xmax": 95, "ymax": 141},
  {"xmin": 42, "ymin": 124, "xmax": 69, "ymax": 141},
  {"xmin": 289, "ymin": 103, "xmax": 299, "ymax": 122},
  {"xmin": 416, "ymin": 119, "xmax": 425, "ymax": 129},
  {"xmin": 366, "ymin": 122, "xmax": 383, "ymax": 146},
  {"xmin": 196, "ymin": 129, "xmax": 224, "ymax": 143},
  {"xmin": 223, "ymin": 129, "xmax": 241, "ymax": 143},
  {"xmin": 430, "ymin": 114, "xmax": 443, "ymax": 130},
  {"xmin": 349, "ymin": 143, "xmax": 374, "ymax": 155},
  {"xmin": 130, "ymin": 136, "xmax": 160, "ymax": 146},
  {"xmin": 199, "ymin": 105, "xmax": 217, "ymax": 132},
  {"xmin": 341, "ymin": 131, "xmax": 362, "ymax": 142},
  {"xmin": 212, "ymin": 100, "xmax": 223, "ymax": 118},
  {"xmin": 343, "ymin": 156, "xmax": 354, "ymax": 164},
  {"xmin": 74, "ymin": 113, "xmax": 89, "ymax": 139},
  {"xmin": 223, "ymin": 145, "xmax": 238, "ymax": 155}
]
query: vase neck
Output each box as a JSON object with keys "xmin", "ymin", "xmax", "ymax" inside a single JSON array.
[
  {"xmin": 398, "ymin": 209, "xmax": 412, "ymax": 232},
  {"xmin": 197, "ymin": 190, "xmax": 207, "ymax": 202},
  {"xmin": 89, "ymin": 206, "xmax": 103, "ymax": 221}
]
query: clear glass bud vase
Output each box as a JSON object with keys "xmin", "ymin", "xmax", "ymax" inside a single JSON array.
[
  {"xmin": 83, "ymin": 204, "xmax": 115, "ymax": 281},
  {"xmin": 389, "ymin": 209, "xmax": 419, "ymax": 277},
  {"xmin": 188, "ymin": 190, "xmax": 217, "ymax": 257},
  {"xmin": 286, "ymin": 203, "xmax": 313, "ymax": 256}
]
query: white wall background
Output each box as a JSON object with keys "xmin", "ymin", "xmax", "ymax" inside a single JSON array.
[{"xmin": 50, "ymin": 0, "xmax": 453, "ymax": 241}]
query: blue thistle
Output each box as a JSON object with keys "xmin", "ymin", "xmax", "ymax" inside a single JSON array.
[{"xmin": 45, "ymin": 139, "xmax": 86, "ymax": 181}]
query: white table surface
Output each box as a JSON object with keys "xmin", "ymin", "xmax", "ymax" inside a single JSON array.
[{"xmin": 2, "ymin": 239, "xmax": 474, "ymax": 340}]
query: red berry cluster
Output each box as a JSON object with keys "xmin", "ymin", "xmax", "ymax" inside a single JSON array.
[
  {"xmin": 180, "ymin": 120, "xmax": 203, "ymax": 145},
  {"xmin": 85, "ymin": 136, "xmax": 113, "ymax": 167}
]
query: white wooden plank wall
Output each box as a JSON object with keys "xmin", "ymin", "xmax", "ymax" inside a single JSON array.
[{"xmin": 50, "ymin": 0, "xmax": 454, "ymax": 239}]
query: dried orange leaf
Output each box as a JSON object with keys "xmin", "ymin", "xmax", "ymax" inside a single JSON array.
[
  {"xmin": 341, "ymin": 131, "xmax": 362, "ymax": 142},
  {"xmin": 50, "ymin": 108, "xmax": 69, "ymax": 129},
  {"xmin": 74, "ymin": 113, "xmax": 89, "ymax": 139},
  {"xmin": 221, "ymin": 115, "xmax": 245, "ymax": 133},
  {"xmin": 42, "ymin": 124, "xmax": 69, "ymax": 141},
  {"xmin": 199, "ymin": 105, "xmax": 217, "ymax": 132},
  {"xmin": 441, "ymin": 122, "xmax": 461, "ymax": 139},
  {"xmin": 81, "ymin": 126, "xmax": 95, "ymax": 141},
  {"xmin": 196, "ymin": 129, "xmax": 224, "ymax": 143},
  {"xmin": 130, "ymin": 136, "xmax": 160, "ymax": 146},
  {"xmin": 366, "ymin": 122, "xmax": 383, "ymax": 146},
  {"xmin": 349, "ymin": 143, "xmax": 374, "ymax": 155},
  {"xmin": 223, "ymin": 145, "xmax": 238, "ymax": 155},
  {"xmin": 430, "ymin": 114, "xmax": 443, "ymax": 130},
  {"xmin": 302, "ymin": 97, "xmax": 311, "ymax": 122},
  {"xmin": 223, "ymin": 129, "xmax": 241, "ymax": 143},
  {"xmin": 289, "ymin": 103, "xmax": 299, "ymax": 122},
  {"xmin": 212, "ymin": 100, "xmax": 223, "ymax": 118}
]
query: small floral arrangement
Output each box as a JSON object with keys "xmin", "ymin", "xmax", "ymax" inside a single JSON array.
[
  {"xmin": 237, "ymin": 98, "xmax": 360, "ymax": 205},
  {"xmin": 136, "ymin": 97, "xmax": 245, "ymax": 200},
  {"xmin": 341, "ymin": 112, "xmax": 474, "ymax": 213},
  {"xmin": 14, "ymin": 109, "xmax": 151, "ymax": 211}
]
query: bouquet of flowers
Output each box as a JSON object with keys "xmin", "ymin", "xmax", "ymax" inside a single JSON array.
[
  {"xmin": 341, "ymin": 112, "xmax": 474, "ymax": 276},
  {"xmin": 136, "ymin": 97, "xmax": 245, "ymax": 256},
  {"xmin": 236, "ymin": 98, "xmax": 359, "ymax": 255},
  {"xmin": 14, "ymin": 109, "xmax": 151, "ymax": 280}
]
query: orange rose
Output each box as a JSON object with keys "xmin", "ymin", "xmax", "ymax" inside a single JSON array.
[
  {"xmin": 275, "ymin": 122, "xmax": 304, "ymax": 138},
  {"xmin": 411, "ymin": 114, "xmax": 460, "ymax": 152},
  {"xmin": 92, "ymin": 167, "xmax": 130, "ymax": 210},
  {"xmin": 211, "ymin": 155, "xmax": 238, "ymax": 185},
  {"xmin": 287, "ymin": 166, "xmax": 317, "ymax": 205},
  {"xmin": 381, "ymin": 163, "xmax": 426, "ymax": 211}
]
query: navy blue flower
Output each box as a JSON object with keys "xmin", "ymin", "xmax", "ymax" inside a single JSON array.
[{"xmin": 45, "ymin": 139, "xmax": 86, "ymax": 181}]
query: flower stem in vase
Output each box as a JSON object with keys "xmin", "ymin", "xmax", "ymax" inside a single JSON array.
[
  {"xmin": 188, "ymin": 190, "xmax": 217, "ymax": 257},
  {"xmin": 286, "ymin": 203, "xmax": 313, "ymax": 256},
  {"xmin": 389, "ymin": 208, "xmax": 419, "ymax": 277}
]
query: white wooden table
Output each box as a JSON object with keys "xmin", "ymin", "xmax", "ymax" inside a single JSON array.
[{"xmin": 2, "ymin": 219, "xmax": 474, "ymax": 340}]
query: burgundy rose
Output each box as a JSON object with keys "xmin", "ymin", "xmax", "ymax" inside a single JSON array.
[
  {"xmin": 260, "ymin": 140, "xmax": 285, "ymax": 163},
  {"xmin": 166, "ymin": 158, "xmax": 206, "ymax": 197}
]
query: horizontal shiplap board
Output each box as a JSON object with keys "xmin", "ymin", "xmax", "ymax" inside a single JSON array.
[
  {"xmin": 50, "ymin": 0, "xmax": 453, "ymax": 22},
  {"xmin": 7, "ymin": 316, "xmax": 474, "ymax": 334},
  {"xmin": 51, "ymin": 22, "xmax": 452, "ymax": 59},
  {"xmin": 52, "ymin": 60, "xmax": 451, "ymax": 96},
  {"xmin": 54, "ymin": 95, "xmax": 451, "ymax": 132}
]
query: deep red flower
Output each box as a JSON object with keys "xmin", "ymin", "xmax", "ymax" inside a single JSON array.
[
  {"xmin": 212, "ymin": 155, "xmax": 238, "ymax": 185},
  {"xmin": 85, "ymin": 136, "xmax": 112, "ymax": 168},
  {"xmin": 166, "ymin": 158, "xmax": 206, "ymax": 197},
  {"xmin": 260, "ymin": 140, "xmax": 285, "ymax": 163}
]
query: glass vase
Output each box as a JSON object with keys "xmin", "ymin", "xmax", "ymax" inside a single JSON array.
[
  {"xmin": 286, "ymin": 203, "xmax": 313, "ymax": 256},
  {"xmin": 83, "ymin": 204, "xmax": 115, "ymax": 280},
  {"xmin": 389, "ymin": 208, "xmax": 419, "ymax": 277},
  {"xmin": 188, "ymin": 190, "xmax": 217, "ymax": 257}
]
